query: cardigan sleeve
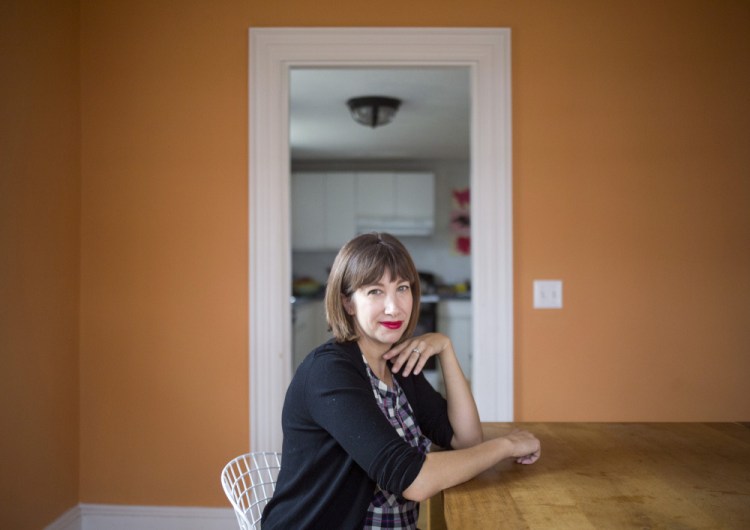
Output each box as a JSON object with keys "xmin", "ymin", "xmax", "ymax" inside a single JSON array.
[{"xmin": 303, "ymin": 343, "xmax": 426, "ymax": 495}]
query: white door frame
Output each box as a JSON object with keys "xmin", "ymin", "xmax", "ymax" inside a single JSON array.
[{"xmin": 248, "ymin": 28, "xmax": 514, "ymax": 451}]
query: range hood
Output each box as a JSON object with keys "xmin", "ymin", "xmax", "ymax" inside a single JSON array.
[{"xmin": 356, "ymin": 216, "xmax": 434, "ymax": 236}]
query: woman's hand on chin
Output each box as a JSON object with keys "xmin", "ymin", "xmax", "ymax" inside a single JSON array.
[{"xmin": 384, "ymin": 333, "xmax": 451, "ymax": 376}]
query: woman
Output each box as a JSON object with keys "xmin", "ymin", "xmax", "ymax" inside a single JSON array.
[{"xmin": 261, "ymin": 233, "xmax": 540, "ymax": 529}]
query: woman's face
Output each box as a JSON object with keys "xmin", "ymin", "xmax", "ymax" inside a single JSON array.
[{"xmin": 344, "ymin": 273, "xmax": 413, "ymax": 353}]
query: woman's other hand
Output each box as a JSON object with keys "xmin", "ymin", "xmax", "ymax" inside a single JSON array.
[
  {"xmin": 503, "ymin": 429, "xmax": 541, "ymax": 465},
  {"xmin": 385, "ymin": 333, "xmax": 451, "ymax": 376}
]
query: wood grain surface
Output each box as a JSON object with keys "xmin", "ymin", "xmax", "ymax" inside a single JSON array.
[{"xmin": 443, "ymin": 423, "xmax": 750, "ymax": 529}]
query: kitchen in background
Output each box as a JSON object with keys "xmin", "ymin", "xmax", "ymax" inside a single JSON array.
[{"xmin": 290, "ymin": 67, "xmax": 472, "ymax": 394}]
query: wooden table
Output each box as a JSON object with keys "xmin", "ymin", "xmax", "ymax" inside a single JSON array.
[{"xmin": 442, "ymin": 423, "xmax": 750, "ymax": 529}]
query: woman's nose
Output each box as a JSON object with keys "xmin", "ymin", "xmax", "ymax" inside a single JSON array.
[{"xmin": 384, "ymin": 294, "xmax": 398, "ymax": 314}]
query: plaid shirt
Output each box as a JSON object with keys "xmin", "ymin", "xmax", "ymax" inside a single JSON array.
[{"xmin": 363, "ymin": 357, "xmax": 432, "ymax": 530}]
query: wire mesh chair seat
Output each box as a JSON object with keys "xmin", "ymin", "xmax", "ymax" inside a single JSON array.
[{"xmin": 221, "ymin": 451, "xmax": 282, "ymax": 530}]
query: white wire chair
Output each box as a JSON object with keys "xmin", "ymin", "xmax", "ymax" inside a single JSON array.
[{"xmin": 221, "ymin": 451, "xmax": 282, "ymax": 530}]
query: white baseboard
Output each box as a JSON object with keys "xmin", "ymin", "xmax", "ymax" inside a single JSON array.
[
  {"xmin": 46, "ymin": 505, "xmax": 82, "ymax": 530},
  {"xmin": 46, "ymin": 503, "xmax": 237, "ymax": 530}
]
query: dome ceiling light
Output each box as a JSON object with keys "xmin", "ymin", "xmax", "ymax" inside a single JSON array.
[{"xmin": 346, "ymin": 96, "xmax": 402, "ymax": 128}]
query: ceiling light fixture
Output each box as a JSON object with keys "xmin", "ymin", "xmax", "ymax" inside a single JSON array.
[{"xmin": 347, "ymin": 96, "xmax": 402, "ymax": 128}]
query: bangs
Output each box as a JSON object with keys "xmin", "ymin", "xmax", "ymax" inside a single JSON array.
[{"xmin": 345, "ymin": 241, "xmax": 417, "ymax": 292}]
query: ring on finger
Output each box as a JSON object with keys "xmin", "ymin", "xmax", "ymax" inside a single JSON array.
[{"xmin": 412, "ymin": 348, "xmax": 421, "ymax": 356}]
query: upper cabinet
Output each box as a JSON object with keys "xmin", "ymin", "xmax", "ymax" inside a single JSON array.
[
  {"xmin": 356, "ymin": 172, "xmax": 434, "ymax": 236},
  {"xmin": 292, "ymin": 171, "xmax": 435, "ymax": 250},
  {"xmin": 292, "ymin": 172, "xmax": 356, "ymax": 250}
]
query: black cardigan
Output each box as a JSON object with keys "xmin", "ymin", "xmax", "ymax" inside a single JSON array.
[{"xmin": 261, "ymin": 339, "xmax": 454, "ymax": 530}]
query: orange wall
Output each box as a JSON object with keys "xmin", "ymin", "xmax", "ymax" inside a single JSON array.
[
  {"xmin": 3, "ymin": 0, "xmax": 747, "ymax": 520},
  {"xmin": 79, "ymin": 0, "xmax": 250, "ymax": 507},
  {"xmin": 513, "ymin": 1, "xmax": 750, "ymax": 420},
  {"xmin": 78, "ymin": 0, "xmax": 749, "ymax": 508},
  {"xmin": 0, "ymin": 1, "xmax": 80, "ymax": 528}
]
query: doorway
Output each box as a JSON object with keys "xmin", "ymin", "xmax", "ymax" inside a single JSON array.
[
  {"xmin": 290, "ymin": 66, "xmax": 472, "ymax": 392},
  {"xmin": 249, "ymin": 28, "xmax": 514, "ymax": 451}
]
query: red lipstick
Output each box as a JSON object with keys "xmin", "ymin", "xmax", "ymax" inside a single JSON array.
[{"xmin": 381, "ymin": 321, "xmax": 403, "ymax": 330}]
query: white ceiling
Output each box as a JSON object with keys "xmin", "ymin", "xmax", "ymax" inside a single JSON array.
[{"xmin": 289, "ymin": 67, "xmax": 471, "ymax": 161}]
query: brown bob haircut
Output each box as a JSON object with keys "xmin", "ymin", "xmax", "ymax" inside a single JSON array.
[{"xmin": 325, "ymin": 232, "xmax": 421, "ymax": 343}]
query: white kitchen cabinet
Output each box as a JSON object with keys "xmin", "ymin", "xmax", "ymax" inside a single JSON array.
[
  {"xmin": 355, "ymin": 172, "xmax": 394, "ymax": 217},
  {"xmin": 437, "ymin": 300, "xmax": 472, "ymax": 377},
  {"xmin": 292, "ymin": 300, "xmax": 330, "ymax": 370},
  {"xmin": 292, "ymin": 171, "xmax": 434, "ymax": 249},
  {"xmin": 292, "ymin": 172, "xmax": 325, "ymax": 249},
  {"xmin": 292, "ymin": 172, "xmax": 356, "ymax": 250},
  {"xmin": 355, "ymin": 172, "xmax": 435, "ymax": 235},
  {"xmin": 395, "ymin": 172, "xmax": 434, "ymax": 219},
  {"xmin": 324, "ymin": 172, "xmax": 357, "ymax": 248}
]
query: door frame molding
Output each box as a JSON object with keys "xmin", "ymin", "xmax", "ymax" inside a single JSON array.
[{"xmin": 248, "ymin": 27, "xmax": 514, "ymax": 451}]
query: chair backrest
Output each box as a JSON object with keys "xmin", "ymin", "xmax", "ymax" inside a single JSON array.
[{"xmin": 221, "ymin": 451, "xmax": 282, "ymax": 530}]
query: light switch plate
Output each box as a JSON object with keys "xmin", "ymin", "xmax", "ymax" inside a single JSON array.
[{"xmin": 534, "ymin": 280, "xmax": 563, "ymax": 309}]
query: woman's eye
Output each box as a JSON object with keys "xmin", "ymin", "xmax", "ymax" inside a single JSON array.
[
  {"xmin": 367, "ymin": 289, "xmax": 382, "ymax": 296},
  {"xmin": 398, "ymin": 284, "xmax": 411, "ymax": 292}
]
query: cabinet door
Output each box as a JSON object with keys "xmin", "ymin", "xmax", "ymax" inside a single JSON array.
[
  {"xmin": 356, "ymin": 172, "xmax": 396, "ymax": 217},
  {"xmin": 324, "ymin": 173, "xmax": 356, "ymax": 248},
  {"xmin": 438, "ymin": 300, "xmax": 472, "ymax": 376},
  {"xmin": 292, "ymin": 173, "xmax": 326, "ymax": 250},
  {"xmin": 292, "ymin": 303, "xmax": 314, "ymax": 370},
  {"xmin": 292, "ymin": 301, "xmax": 330, "ymax": 371},
  {"xmin": 396, "ymin": 172, "xmax": 434, "ymax": 219}
]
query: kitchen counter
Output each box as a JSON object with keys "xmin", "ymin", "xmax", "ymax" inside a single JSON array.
[
  {"xmin": 421, "ymin": 293, "xmax": 471, "ymax": 303},
  {"xmin": 292, "ymin": 293, "xmax": 471, "ymax": 304},
  {"xmin": 291, "ymin": 293, "xmax": 325, "ymax": 305}
]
